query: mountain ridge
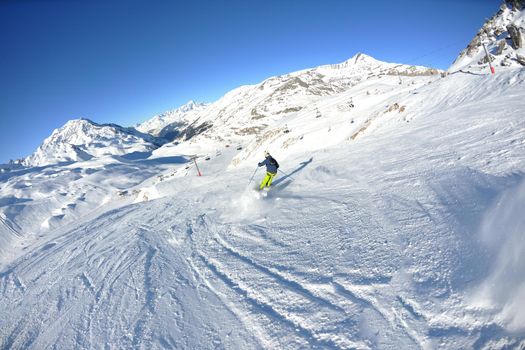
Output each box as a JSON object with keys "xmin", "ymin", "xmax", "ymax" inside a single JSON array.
[
  {"xmin": 23, "ymin": 118, "xmax": 163, "ymax": 167},
  {"xmin": 22, "ymin": 52, "xmax": 442, "ymax": 168},
  {"xmin": 449, "ymin": 0, "xmax": 525, "ymax": 72},
  {"xmin": 135, "ymin": 52, "xmax": 442, "ymax": 158},
  {"xmin": 10, "ymin": 1, "xmax": 525, "ymax": 168}
]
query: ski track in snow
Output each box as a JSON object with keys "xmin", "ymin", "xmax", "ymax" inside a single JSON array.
[{"xmin": 1, "ymin": 67, "xmax": 525, "ymax": 349}]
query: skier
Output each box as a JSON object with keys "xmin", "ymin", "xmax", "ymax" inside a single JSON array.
[{"xmin": 258, "ymin": 151, "xmax": 279, "ymax": 190}]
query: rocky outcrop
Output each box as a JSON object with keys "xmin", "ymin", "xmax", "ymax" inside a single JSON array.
[
  {"xmin": 177, "ymin": 121, "xmax": 213, "ymax": 141},
  {"xmin": 507, "ymin": 24, "xmax": 523, "ymax": 49},
  {"xmin": 496, "ymin": 40, "xmax": 507, "ymax": 54},
  {"xmin": 516, "ymin": 54, "xmax": 525, "ymax": 65},
  {"xmin": 386, "ymin": 67, "xmax": 440, "ymax": 76},
  {"xmin": 449, "ymin": 1, "xmax": 525, "ymax": 72},
  {"xmin": 506, "ymin": 0, "xmax": 524, "ymax": 11}
]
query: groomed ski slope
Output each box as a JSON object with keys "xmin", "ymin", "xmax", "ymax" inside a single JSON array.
[{"xmin": 1, "ymin": 69, "xmax": 525, "ymax": 349}]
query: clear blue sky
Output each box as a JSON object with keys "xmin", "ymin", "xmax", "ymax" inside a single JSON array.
[{"xmin": 0, "ymin": 0, "xmax": 499, "ymax": 163}]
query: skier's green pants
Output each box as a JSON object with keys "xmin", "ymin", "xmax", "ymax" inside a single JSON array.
[{"xmin": 260, "ymin": 171, "xmax": 277, "ymax": 189}]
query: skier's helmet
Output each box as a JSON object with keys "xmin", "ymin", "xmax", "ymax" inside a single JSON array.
[{"xmin": 264, "ymin": 150, "xmax": 270, "ymax": 158}]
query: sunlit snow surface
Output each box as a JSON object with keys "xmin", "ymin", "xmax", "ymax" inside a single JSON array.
[{"xmin": 1, "ymin": 68, "xmax": 525, "ymax": 349}]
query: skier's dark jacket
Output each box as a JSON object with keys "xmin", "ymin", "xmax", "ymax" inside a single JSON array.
[{"xmin": 258, "ymin": 156, "xmax": 279, "ymax": 174}]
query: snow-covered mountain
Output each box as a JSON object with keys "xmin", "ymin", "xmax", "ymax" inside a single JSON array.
[
  {"xmin": 2, "ymin": 67, "xmax": 524, "ymax": 348},
  {"xmin": 135, "ymin": 100, "xmax": 209, "ymax": 140},
  {"xmin": 24, "ymin": 118, "xmax": 162, "ymax": 167},
  {"xmin": 139, "ymin": 53, "xmax": 441, "ymax": 161},
  {"xmin": 1, "ymin": 2, "xmax": 525, "ymax": 349},
  {"xmin": 22, "ymin": 53, "xmax": 439, "ymax": 169},
  {"xmin": 449, "ymin": 0, "xmax": 525, "ymax": 72}
]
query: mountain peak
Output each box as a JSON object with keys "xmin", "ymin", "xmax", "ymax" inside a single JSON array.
[
  {"xmin": 63, "ymin": 117, "xmax": 97, "ymax": 128},
  {"xmin": 350, "ymin": 52, "xmax": 379, "ymax": 65},
  {"xmin": 136, "ymin": 100, "xmax": 209, "ymax": 138},
  {"xmin": 24, "ymin": 119, "xmax": 159, "ymax": 167},
  {"xmin": 177, "ymin": 100, "xmax": 197, "ymax": 113},
  {"xmin": 325, "ymin": 53, "xmax": 387, "ymax": 70},
  {"xmin": 176, "ymin": 100, "xmax": 207, "ymax": 114}
]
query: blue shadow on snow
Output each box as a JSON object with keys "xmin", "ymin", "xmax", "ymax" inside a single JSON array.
[{"xmin": 272, "ymin": 157, "xmax": 313, "ymax": 187}]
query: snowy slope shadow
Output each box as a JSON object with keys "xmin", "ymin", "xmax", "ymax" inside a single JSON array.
[
  {"xmin": 273, "ymin": 157, "xmax": 313, "ymax": 186},
  {"xmin": 119, "ymin": 152, "xmax": 188, "ymax": 165}
]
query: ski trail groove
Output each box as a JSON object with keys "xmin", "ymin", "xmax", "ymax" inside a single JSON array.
[
  {"xmin": 334, "ymin": 280, "xmax": 424, "ymax": 349},
  {"xmin": 186, "ymin": 257, "xmax": 270, "ymax": 350},
  {"xmin": 79, "ymin": 272, "xmax": 95, "ymax": 295},
  {"xmin": 190, "ymin": 212, "xmax": 372, "ymax": 348},
  {"xmin": 213, "ymin": 233, "xmax": 345, "ymax": 313},
  {"xmin": 198, "ymin": 253, "xmax": 347, "ymax": 349}
]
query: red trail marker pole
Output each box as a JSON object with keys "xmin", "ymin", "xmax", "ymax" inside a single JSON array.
[
  {"xmin": 193, "ymin": 158, "xmax": 202, "ymax": 176},
  {"xmin": 482, "ymin": 43, "xmax": 495, "ymax": 75}
]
